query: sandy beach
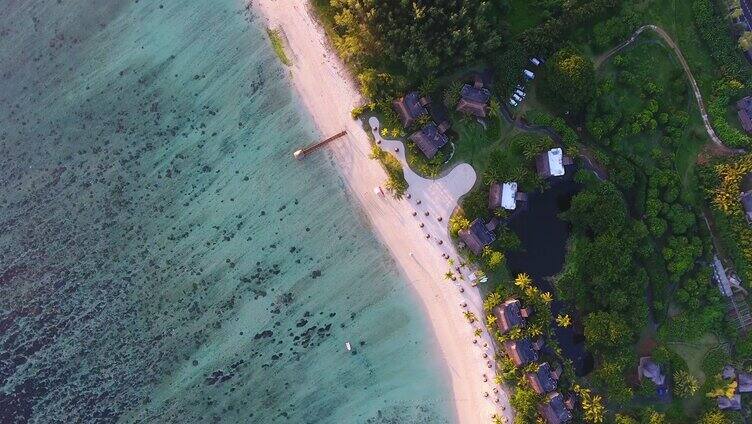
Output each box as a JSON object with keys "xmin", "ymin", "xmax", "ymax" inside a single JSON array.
[{"xmin": 253, "ymin": 1, "xmax": 513, "ymax": 422}]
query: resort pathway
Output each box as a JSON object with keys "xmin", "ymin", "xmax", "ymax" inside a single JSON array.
[
  {"xmin": 500, "ymin": 105, "xmax": 609, "ymax": 181},
  {"xmin": 595, "ymin": 24, "xmax": 744, "ymax": 155}
]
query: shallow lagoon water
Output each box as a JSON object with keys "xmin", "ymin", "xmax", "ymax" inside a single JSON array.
[{"xmin": 0, "ymin": 1, "xmax": 452, "ymax": 422}]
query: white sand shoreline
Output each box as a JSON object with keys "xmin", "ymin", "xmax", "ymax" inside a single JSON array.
[{"xmin": 253, "ymin": 2, "xmax": 514, "ymax": 423}]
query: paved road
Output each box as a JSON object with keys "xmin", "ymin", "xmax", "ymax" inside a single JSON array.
[{"xmin": 595, "ymin": 25, "xmax": 745, "ymax": 155}]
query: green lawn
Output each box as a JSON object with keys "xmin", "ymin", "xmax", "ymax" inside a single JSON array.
[
  {"xmin": 506, "ymin": 0, "xmax": 546, "ymax": 37},
  {"xmin": 449, "ymin": 114, "xmax": 518, "ymax": 178}
]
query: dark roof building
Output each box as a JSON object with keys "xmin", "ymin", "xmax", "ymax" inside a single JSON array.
[
  {"xmin": 538, "ymin": 392, "xmax": 573, "ymax": 424},
  {"xmin": 718, "ymin": 394, "xmax": 742, "ymax": 411},
  {"xmin": 738, "ymin": 372, "xmax": 752, "ymax": 393},
  {"xmin": 742, "ymin": 0, "xmax": 752, "ymax": 34},
  {"xmin": 638, "ymin": 357, "xmax": 670, "ymax": 400},
  {"xmin": 458, "ymin": 218, "xmax": 496, "ymax": 256},
  {"xmin": 502, "ymin": 338, "xmax": 538, "ymax": 367},
  {"xmin": 737, "ymin": 96, "xmax": 752, "ymax": 134},
  {"xmin": 492, "ymin": 299, "xmax": 530, "ymax": 333},
  {"xmin": 536, "ymin": 148, "xmax": 573, "ymax": 178},
  {"xmin": 526, "ymin": 362, "xmax": 559, "ymax": 394},
  {"xmin": 456, "ymin": 84, "xmax": 491, "ymax": 118},
  {"xmin": 393, "ymin": 91, "xmax": 428, "ymax": 128},
  {"xmin": 409, "ymin": 123, "xmax": 449, "ymax": 159},
  {"xmin": 741, "ymin": 173, "xmax": 752, "ymax": 224}
]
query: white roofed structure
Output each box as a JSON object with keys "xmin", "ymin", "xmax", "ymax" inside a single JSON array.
[
  {"xmin": 501, "ymin": 182, "xmax": 518, "ymax": 210},
  {"xmin": 547, "ymin": 148, "xmax": 565, "ymax": 177},
  {"xmin": 536, "ymin": 148, "xmax": 572, "ymax": 179}
]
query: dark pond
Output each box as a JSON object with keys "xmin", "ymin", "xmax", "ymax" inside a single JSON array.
[{"xmin": 504, "ymin": 165, "xmax": 595, "ymax": 376}]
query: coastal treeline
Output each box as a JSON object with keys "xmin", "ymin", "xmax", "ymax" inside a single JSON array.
[{"xmin": 318, "ymin": 0, "xmax": 504, "ymax": 100}]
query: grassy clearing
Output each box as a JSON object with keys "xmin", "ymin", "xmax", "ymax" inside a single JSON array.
[
  {"xmin": 449, "ymin": 114, "xmax": 517, "ymax": 178},
  {"xmin": 266, "ymin": 28, "xmax": 291, "ymax": 66},
  {"xmin": 669, "ymin": 333, "xmax": 719, "ymax": 384},
  {"xmin": 506, "ymin": 0, "xmax": 546, "ymax": 37}
]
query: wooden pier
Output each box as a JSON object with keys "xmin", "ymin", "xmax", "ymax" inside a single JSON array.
[{"xmin": 294, "ymin": 130, "xmax": 347, "ymax": 160}]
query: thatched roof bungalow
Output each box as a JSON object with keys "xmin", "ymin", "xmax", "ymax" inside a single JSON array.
[
  {"xmin": 458, "ymin": 218, "xmax": 496, "ymax": 256},
  {"xmin": 737, "ymin": 96, "xmax": 752, "ymax": 134},
  {"xmin": 409, "ymin": 123, "xmax": 449, "ymax": 159},
  {"xmin": 538, "ymin": 392, "xmax": 573, "ymax": 424},
  {"xmin": 718, "ymin": 394, "xmax": 742, "ymax": 411},
  {"xmin": 502, "ymin": 338, "xmax": 539, "ymax": 367},
  {"xmin": 525, "ymin": 362, "xmax": 560, "ymax": 395},
  {"xmin": 740, "ymin": 173, "xmax": 752, "ymax": 224},
  {"xmin": 638, "ymin": 357, "xmax": 670, "ymax": 399},
  {"xmin": 492, "ymin": 299, "xmax": 530, "ymax": 333},
  {"xmin": 456, "ymin": 83, "xmax": 491, "ymax": 118},
  {"xmin": 393, "ymin": 91, "xmax": 429, "ymax": 128}
]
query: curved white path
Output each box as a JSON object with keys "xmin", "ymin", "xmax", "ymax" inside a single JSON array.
[{"xmin": 368, "ymin": 117, "xmax": 476, "ymax": 219}]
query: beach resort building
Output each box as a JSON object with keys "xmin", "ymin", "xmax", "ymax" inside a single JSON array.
[
  {"xmin": 721, "ymin": 365, "xmax": 752, "ymax": 393},
  {"xmin": 456, "ymin": 78, "xmax": 491, "ymax": 118},
  {"xmin": 525, "ymin": 362, "xmax": 560, "ymax": 395},
  {"xmin": 739, "ymin": 372, "xmax": 752, "ymax": 393},
  {"xmin": 536, "ymin": 148, "xmax": 573, "ymax": 178},
  {"xmin": 502, "ymin": 338, "xmax": 540, "ymax": 367},
  {"xmin": 458, "ymin": 218, "xmax": 496, "ymax": 256},
  {"xmin": 538, "ymin": 392, "xmax": 573, "ymax": 424},
  {"xmin": 638, "ymin": 357, "xmax": 670, "ymax": 399},
  {"xmin": 737, "ymin": 96, "xmax": 752, "ymax": 134},
  {"xmin": 718, "ymin": 394, "xmax": 742, "ymax": 411},
  {"xmin": 408, "ymin": 123, "xmax": 449, "ymax": 159},
  {"xmin": 393, "ymin": 91, "xmax": 429, "ymax": 128},
  {"xmin": 492, "ymin": 299, "xmax": 530, "ymax": 334},
  {"xmin": 740, "ymin": 173, "xmax": 752, "ymax": 224},
  {"xmin": 489, "ymin": 181, "xmax": 527, "ymax": 211}
]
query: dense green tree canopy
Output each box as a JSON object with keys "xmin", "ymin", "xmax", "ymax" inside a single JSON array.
[
  {"xmin": 539, "ymin": 48, "xmax": 596, "ymax": 114},
  {"xmin": 328, "ymin": 0, "xmax": 504, "ymax": 96}
]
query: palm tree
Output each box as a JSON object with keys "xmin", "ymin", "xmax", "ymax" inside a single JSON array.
[
  {"xmin": 541, "ymin": 292, "xmax": 553, "ymax": 303},
  {"xmin": 527, "ymin": 324, "xmax": 543, "ymax": 338},
  {"xmin": 486, "ymin": 314, "xmax": 497, "ymax": 327},
  {"xmin": 556, "ymin": 314, "xmax": 572, "ymax": 328},
  {"xmin": 463, "ymin": 311, "xmax": 477, "ymax": 323},
  {"xmin": 488, "ymin": 98, "xmax": 501, "ymax": 118},
  {"xmin": 444, "ymin": 271, "xmax": 455, "ymax": 281},
  {"xmin": 484, "ymin": 292, "xmax": 502, "ymax": 311},
  {"xmin": 508, "ymin": 327, "xmax": 523, "ymax": 340},
  {"xmin": 524, "ymin": 285, "xmax": 539, "ymax": 298},
  {"xmin": 583, "ymin": 394, "xmax": 605, "ymax": 423},
  {"xmin": 447, "ymin": 258, "xmax": 455, "ymax": 267},
  {"xmin": 474, "ymin": 328, "xmax": 483, "ymax": 337},
  {"xmin": 514, "ymin": 273, "xmax": 532, "ymax": 289},
  {"xmin": 574, "ymin": 385, "xmax": 605, "ymax": 424}
]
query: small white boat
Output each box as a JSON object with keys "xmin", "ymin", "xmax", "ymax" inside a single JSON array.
[{"xmin": 345, "ymin": 341, "xmax": 352, "ymax": 351}]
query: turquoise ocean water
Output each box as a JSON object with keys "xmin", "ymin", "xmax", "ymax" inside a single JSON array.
[{"xmin": 0, "ymin": 1, "xmax": 452, "ymax": 422}]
